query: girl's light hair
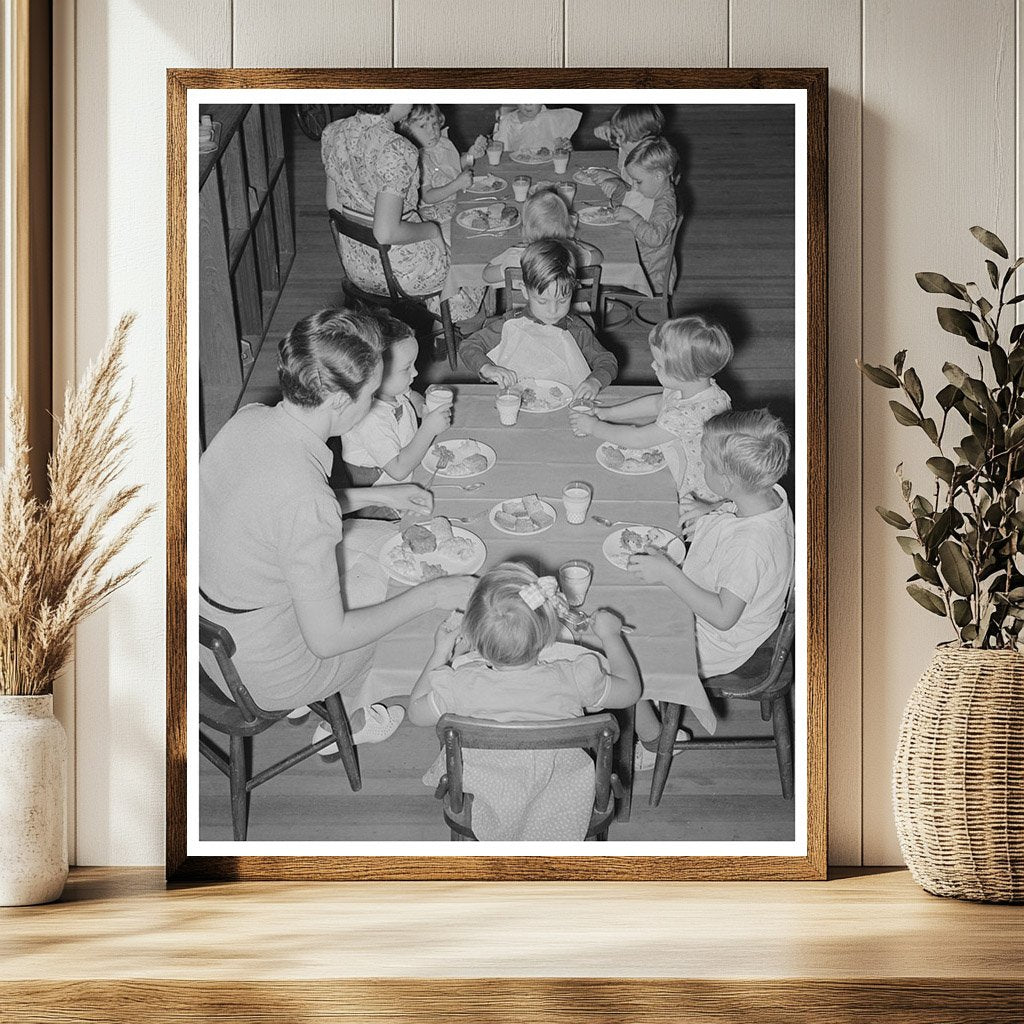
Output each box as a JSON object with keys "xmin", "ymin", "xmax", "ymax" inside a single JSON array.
[
  {"xmin": 625, "ymin": 135, "xmax": 680, "ymax": 183},
  {"xmin": 522, "ymin": 190, "xmax": 573, "ymax": 243},
  {"xmin": 278, "ymin": 308, "xmax": 383, "ymax": 408},
  {"xmin": 701, "ymin": 409, "xmax": 791, "ymax": 491},
  {"xmin": 610, "ymin": 104, "xmax": 665, "ymax": 143},
  {"xmin": 462, "ymin": 561, "xmax": 559, "ymax": 667},
  {"xmin": 650, "ymin": 315, "xmax": 733, "ymax": 381},
  {"xmin": 399, "ymin": 103, "xmax": 445, "ymax": 132}
]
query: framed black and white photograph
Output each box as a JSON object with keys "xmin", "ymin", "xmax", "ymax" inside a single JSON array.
[{"xmin": 167, "ymin": 68, "xmax": 827, "ymax": 881}]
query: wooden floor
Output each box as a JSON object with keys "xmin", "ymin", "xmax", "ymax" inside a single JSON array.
[{"xmin": 199, "ymin": 695, "xmax": 794, "ymax": 843}]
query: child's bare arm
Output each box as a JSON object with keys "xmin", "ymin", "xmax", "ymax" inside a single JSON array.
[
  {"xmin": 588, "ymin": 610, "xmax": 642, "ymax": 707},
  {"xmin": 596, "ymin": 393, "xmax": 661, "ymax": 422},
  {"xmin": 407, "ymin": 613, "xmax": 462, "ymax": 726},
  {"xmin": 421, "ymin": 169, "xmax": 472, "ymax": 205},
  {"xmin": 627, "ymin": 552, "xmax": 747, "ymax": 631},
  {"xmin": 582, "ymin": 418, "xmax": 676, "ymax": 448},
  {"xmin": 383, "ymin": 407, "xmax": 452, "ymax": 480}
]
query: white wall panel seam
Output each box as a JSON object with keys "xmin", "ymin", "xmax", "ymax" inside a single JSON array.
[{"xmin": 859, "ymin": 0, "xmax": 866, "ymax": 867}]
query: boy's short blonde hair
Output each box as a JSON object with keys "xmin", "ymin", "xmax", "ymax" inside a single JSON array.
[
  {"xmin": 521, "ymin": 238, "xmax": 578, "ymax": 297},
  {"xmin": 624, "ymin": 135, "xmax": 680, "ymax": 182},
  {"xmin": 610, "ymin": 104, "xmax": 665, "ymax": 143},
  {"xmin": 401, "ymin": 103, "xmax": 445, "ymax": 130},
  {"xmin": 701, "ymin": 409, "xmax": 791, "ymax": 491},
  {"xmin": 522, "ymin": 190, "xmax": 573, "ymax": 243},
  {"xmin": 462, "ymin": 561, "xmax": 560, "ymax": 666},
  {"xmin": 650, "ymin": 315, "xmax": 733, "ymax": 381}
]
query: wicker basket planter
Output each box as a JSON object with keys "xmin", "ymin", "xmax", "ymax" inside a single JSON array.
[{"xmin": 893, "ymin": 647, "xmax": 1024, "ymax": 902}]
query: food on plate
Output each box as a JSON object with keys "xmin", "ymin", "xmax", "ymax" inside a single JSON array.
[
  {"xmin": 494, "ymin": 494, "xmax": 553, "ymax": 533},
  {"xmin": 516, "ymin": 381, "xmax": 567, "ymax": 410},
  {"xmin": 602, "ymin": 446, "xmax": 625, "ymax": 469},
  {"xmin": 461, "ymin": 453, "xmax": 489, "ymax": 474},
  {"xmin": 388, "ymin": 552, "xmax": 419, "ymax": 577},
  {"xmin": 429, "ymin": 516, "xmax": 455, "ymax": 544},
  {"xmin": 501, "ymin": 498, "xmax": 527, "ymax": 516},
  {"xmin": 419, "ymin": 562, "xmax": 446, "ymax": 581},
  {"xmin": 432, "ymin": 443, "xmax": 455, "ymax": 467},
  {"xmin": 620, "ymin": 528, "xmax": 647, "ymax": 554},
  {"xmin": 529, "ymin": 511, "xmax": 555, "ymax": 530},
  {"xmin": 438, "ymin": 536, "xmax": 476, "ymax": 561},
  {"xmin": 464, "ymin": 203, "xmax": 518, "ymax": 230},
  {"xmin": 641, "ymin": 449, "xmax": 665, "ymax": 466},
  {"xmin": 573, "ymin": 166, "xmax": 607, "ymax": 185},
  {"xmin": 430, "ymin": 441, "xmax": 492, "ymax": 477},
  {"xmin": 403, "ymin": 523, "xmax": 437, "ymax": 554},
  {"xmin": 522, "ymin": 494, "xmax": 545, "ymax": 516},
  {"xmin": 493, "ymin": 510, "xmax": 520, "ymax": 532},
  {"xmin": 536, "ymin": 147, "xmax": 550, "ymax": 157},
  {"xmin": 621, "ymin": 458, "xmax": 646, "ymax": 473}
]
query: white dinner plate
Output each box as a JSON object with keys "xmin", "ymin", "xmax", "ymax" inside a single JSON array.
[
  {"xmin": 602, "ymin": 526, "xmax": 685, "ymax": 571},
  {"xmin": 488, "ymin": 498, "xmax": 558, "ymax": 536},
  {"xmin": 510, "ymin": 149, "xmax": 555, "ymax": 164},
  {"xmin": 379, "ymin": 524, "xmax": 486, "ymax": 586},
  {"xmin": 513, "ymin": 379, "xmax": 573, "ymax": 413},
  {"xmin": 455, "ymin": 204, "xmax": 521, "ymax": 232},
  {"xmin": 573, "ymin": 166, "xmax": 615, "ymax": 185},
  {"xmin": 595, "ymin": 442, "xmax": 667, "ymax": 475},
  {"xmin": 466, "ymin": 174, "xmax": 508, "ymax": 193},
  {"xmin": 577, "ymin": 205, "xmax": 618, "ymax": 227},
  {"xmin": 421, "ymin": 439, "xmax": 496, "ymax": 478}
]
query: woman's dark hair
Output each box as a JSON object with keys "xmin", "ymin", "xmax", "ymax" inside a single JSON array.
[
  {"xmin": 355, "ymin": 104, "xmax": 391, "ymax": 115},
  {"xmin": 277, "ymin": 309, "xmax": 383, "ymax": 408}
]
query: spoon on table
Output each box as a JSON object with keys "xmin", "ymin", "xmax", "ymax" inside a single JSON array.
[
  {"xmin": 432, "ymin": 482, "xmax": 486, "ymax": 491},
  {"xmin": 591, "ymin": 515, "xmax": 649, "ymax": 529}
]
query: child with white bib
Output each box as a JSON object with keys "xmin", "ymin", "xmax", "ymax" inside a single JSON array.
[
  {"xmin": 459, "ymin": 239, "xmax": 618, "ymax": 403},
  {"xmin": 600, "ymin": 135, "xmax": 680, "ymax": 292},
  {"xmin": 493, "ymin": 104, "xmax": 582, "ymax": 155}
]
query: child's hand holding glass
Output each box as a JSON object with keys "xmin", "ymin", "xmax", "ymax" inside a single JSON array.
[{"xmin": 421, "ymin": 404, "xmax": 453, "ymax": 438}]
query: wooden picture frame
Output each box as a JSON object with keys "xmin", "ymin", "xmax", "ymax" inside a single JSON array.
[{"xmin": 167, "ymin": 68, "xmax": 827, "ymax": 881}]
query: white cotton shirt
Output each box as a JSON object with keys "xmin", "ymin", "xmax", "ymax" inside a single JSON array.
[
  {"xmin": 683, "ymin": 486, "xmax": 795, "ymax": 677},
  {"xmin": 339, "ymin": 393, "xmax": 419, "ymax": 485}
]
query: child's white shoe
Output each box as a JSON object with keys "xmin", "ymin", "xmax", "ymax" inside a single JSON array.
[
  {"xmin": 287, "ymin": 705, "xmax": 311, "ymax": 722},
  {"xmin": 633, "ymin": 730, "xmax": 693, "ymax": 772},
  {"xmin": 313, "ymin": 703, "xmax": 404, "ymax": 754}
]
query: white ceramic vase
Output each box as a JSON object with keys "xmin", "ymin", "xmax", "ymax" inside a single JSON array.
[{"xmin": 0, "ymin": 694, "xmax": 68, "ymax": 905}]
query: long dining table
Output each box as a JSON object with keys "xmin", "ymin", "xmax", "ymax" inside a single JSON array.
[
  {"xmin": 366, "ymin": 385, "xmax": 711, "ymax": 819},
  {"xmin": 446, "ymin": 148, "xmax": 652, "ymax": 298}
]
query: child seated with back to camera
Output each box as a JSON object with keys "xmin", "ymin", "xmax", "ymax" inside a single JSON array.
[
  {"xmin": 624, "ymin": 409, "xmax": 795, "ymax": 769},
  {"xmin": 408, "ymin": 561, "xmax": 641, "ymax": 841},
  {"xmin": 334, "ymin": 312, "xmax": 451, "ymax": 520},
  {"xmin": 568, "ymin": 315, "xmax": 732, "ymax": 526},
  {"xmin": 593, "ymin": 104, "xmax": 666, "ymax": 179},
  {"xmin": 461, "ymin": 238, "xmax": 617, "ymax": 404},
  {"xmin": 482, "ymin": 188, "xmax": 603, "ymax": 285},
  {"xmin": 600, "ymin": 135, "xmax": 681, "ymax": 293},
  {"xmin": 493, "ymin": 104, "xmax": 582, "ymax": 155},
  {"xmin": 400, "ymin": 104, "xmax": 487, "ymax": 230}
]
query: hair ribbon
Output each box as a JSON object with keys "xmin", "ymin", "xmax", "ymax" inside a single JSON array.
[{"xmin": 518, "ymin": 576, "xmax": 559, "ymax": 610}]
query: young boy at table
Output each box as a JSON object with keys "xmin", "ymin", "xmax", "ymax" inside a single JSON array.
[
  {"xmin": 334, "ymin": 312, "xmax": 451, "ymax": 520},
  {"xmin": 493, "ymin": 104, "xmax": 582, "ymax": 155},
  {"xmin": 460, "ymin": 238, "xmax": 617, "ymax": 403},
  {"xmin": 625, "ymin": 409, "xmax": 795, "ymax": 770},
  {"xmin": 599, "ymin": 135, "xmax": 680, "ymax": 293}
]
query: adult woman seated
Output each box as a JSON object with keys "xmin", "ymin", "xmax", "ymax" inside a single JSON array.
[
  {"xmin": 199, "ymin": 308, "xmax": 473, "ymax": 743},
  {"xmin": 321, "ymin": 103, "xmax": 478, "ymax": 321}
]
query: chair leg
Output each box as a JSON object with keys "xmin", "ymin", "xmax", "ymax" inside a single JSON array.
[
  {"xmin": 649, "ymin": 702, "xmax": 683, "ymax": 807},
  {"xmin": 323, "ymin": 693, "xmax": 361, "ymax": 792},
  {"xmin": 440, "ymin": 299, "xmax": 457, "ymax": 370},
  {"xmin": 771, "ymin": 692, "xmax": 794, "ymax": 800},
  {"xmin": 760, "ymin": 698, "xmax": 772, "ymax": 722},
  {"xmin": 228, "ymin": 734, "xmax": 251, "ymax": 841}
]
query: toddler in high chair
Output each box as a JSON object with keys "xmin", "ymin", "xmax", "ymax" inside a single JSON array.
[
  {"xmin": 493, "ymin": 104, "xmax": 582, "ymax": 155},
  {"xmin": 624, "ymin": 409, "xmax": 795, "ymax": 770},
  {"xmin": 593, "ymin": 104, "xmax": 666, "ymax": 178},
  {"xmin": 482, "ymin": 188, "xmax": 603, "ymax": 284},
  {"xmin": 568, "ymin": 315, "xmax": 732, "ymax": 525},
  {"xmin": 600, "ymin": 135, "xmax": 680, "ymax": 293},
  {"xmin": 400, "ymin": 104, "xmax": 487, "ymax": 232},
  {"xmin": 409, "ymin": 561, "xmax": 641, "ymax": 841},
  {"xmin": 461, "ymin": 238, "xmax": 617, "ymax": 403},
  {"xmin": 335, "ymin": 312, "xmax": 451, "ymax": 520}
]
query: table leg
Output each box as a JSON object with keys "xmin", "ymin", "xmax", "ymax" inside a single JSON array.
[{"xmin": 612, "ymin": 704, "xmax": 634, "ymax": 822}]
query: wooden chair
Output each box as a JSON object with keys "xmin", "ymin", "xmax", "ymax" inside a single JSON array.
[
  {"xmin": 503, "ymin": 264, "xmax": 603, "ymax": 328},
  {"xmin": 601, "ymin": 213, "xmax": 685, "ymax": 328},
  {"xmin": 328, "ymin": 209, "xmax": 458, "ymax": 369},
  {"xmin": 433, "ymin": 714, "xmax": 623, "ymax": 841},
  {"xmin": 199, "ymin": 615, "xmax": 360, "ymax": 841},
  {"xmin": 649, "ymin": 585, "xmax": 796, "ymax": 807}
]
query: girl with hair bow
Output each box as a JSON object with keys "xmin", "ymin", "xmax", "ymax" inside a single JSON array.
[{"xmin": 408, "ymin": 561, "xmax": 640, "ymax": 841}]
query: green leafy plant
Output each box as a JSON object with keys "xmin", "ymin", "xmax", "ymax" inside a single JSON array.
[{"xmin": 859, "ymin": 227, "xmax": 1024, "ymax": 649}]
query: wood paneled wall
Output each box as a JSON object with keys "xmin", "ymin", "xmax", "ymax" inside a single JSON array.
[{"xmin": 56, "ymin": 0, "xmax": 1022, "ymax": 866}]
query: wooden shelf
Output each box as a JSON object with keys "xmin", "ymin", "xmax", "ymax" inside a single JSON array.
[{"xmin": 2, "ymin": 867, "xmax": 1021, "ymax": 1021}]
